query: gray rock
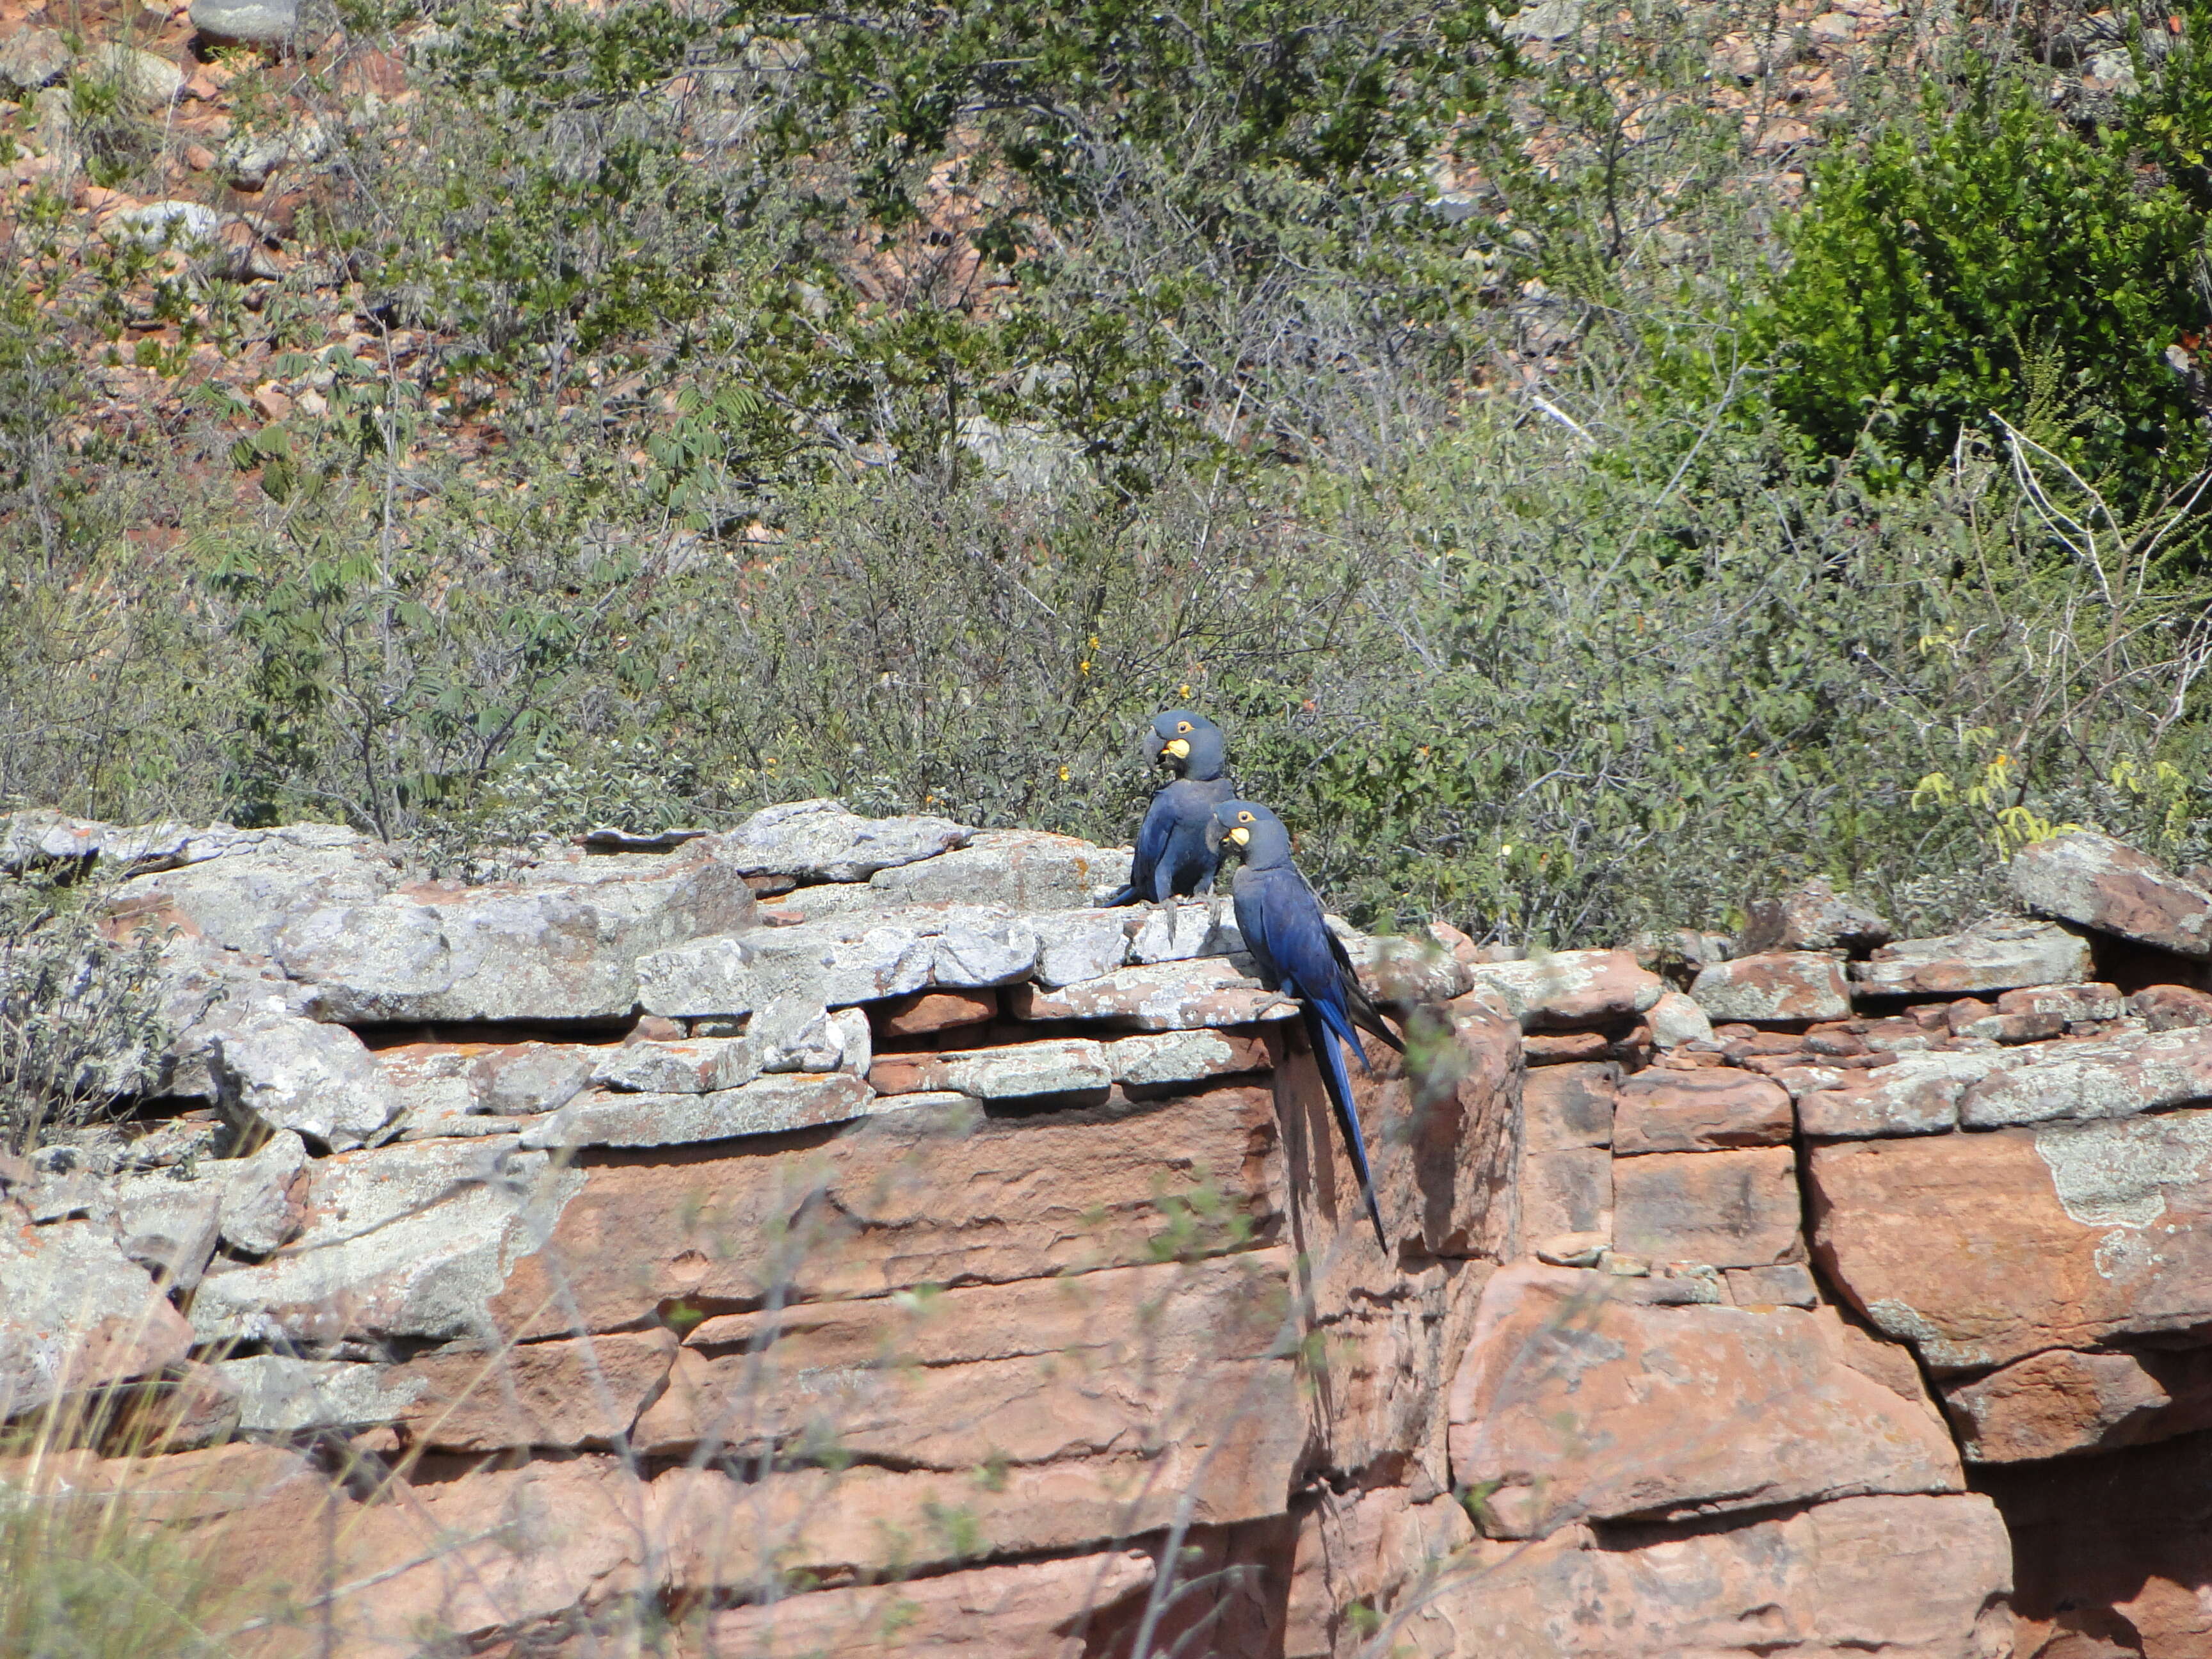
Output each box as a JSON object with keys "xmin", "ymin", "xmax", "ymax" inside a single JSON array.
[
  {"xmin": 1103, "ymin": 1029, "xmax": 1270, "ymax": 1087},
  {"xmin": 707, "ymin": 798, "xmax": 970, "ymax": 884},
  {"xmin": 107, "ymin": 826, "xmax": 397, "ymax": 958},
  {"xmin": 1958, "ymin": 1025, "xmax": 2212, "ymax": 1129},
  {"xmin": 829, "ymin": 1007, "xmax": 872, "ymax": 1077},
  {"xmin": 216, "ymin": 1128, "xmax": 309, "ymax": 1255},
  {"xmin": 864, "ymin": 828, "xmax": 1130, "ymax": 910},
  {"xmin": 114, "ymin": 1168, "xmax": 224, "ymax": 1290},
  {"xmin": 1128, "ymin": 902, "xmax": 1244, "ymax": 966},
  {"xmin": 1007, "ymin": 958, "xmax": 1298, "ymax": 1030},
  {"xmin": 1738, "ymin": 876, "xmax": 1894, "ymax": 956},
  {"xmin": 275, "ymin": 848, "xmax": 753, "ymax": 1022},
  {"xmin": 0, "ymin": 27, "xmax": 70, "ymax": 92},
  {"xmin": 1475, "ymin": 948, "xmax": 1668, "ymax": 1029},
  {"xmin": 1796, "ymin": 1050, "xmax": 2008, "ymax": 1139},
  {"xmin": 2009, "ymin": 831, "xmax": 2212, "ymax": 960},
  {"xmin": 1342, "ymin": 930, "xmax": 1476, "ymax": 1006},
  {"xmin": 220, "ymin": 117, "xmax": 330, "ymax": 189},
  {"xmin": 593, "ymin": 1038, "xmax": 762, "ymax": 1094},
  {"xmin": 636, "ymin": 933, "xmax": 758, "ymax": 1018},
  {"xmin": 214, "ymin": 1355, "xmax": 425, "ymax": 1435},
  {"xmin": 1648, "ymin": 990, "xmax": 1715, "ymax": 1048},
  {"xmin": 189, "ymin": 1141, "xmax": 584, "ymax": 1350},
  {"xmin": 107, "ymin": 201, "xmax": 221, "ymax": 252},
  {"xmin": 212, "ymin": 1014, "xmax": 403, "ymax": 1151},
  {"xmin": 1850, "ymin": 917, "xmax": 2094, "ymax": 997},
  {"xmin": 84, "ymin": 43, "xmax": 184, "ymax": 105},
  {"xmin": 190, "ymin": 0, "xmax": 298, "ymax": 47},
  {"xmin": 1690, "ymin": 951, "xmax": 1854, "ymax": 1023},
  {"xmin": 519, "ymin": 1072, "xmax": 876, "ymax": 1150},
  {"xmin": 934, "ymin": 1037, "xmax": 1112, "ymax": 1101},
  {"xmin": 31, "ymin": 85, "xmax": 73, "ymax": 179},
  {"xmin": 474, "ymin": 1043, "xmax": 597, "ymax": 1116},
  {"xmin": 1030, "ymin": 909, "xmax": 1134, "ymax": 986},
  {"xmin": 0, "ymin": 1220, "xmax": 194, "ymax": 1418}
]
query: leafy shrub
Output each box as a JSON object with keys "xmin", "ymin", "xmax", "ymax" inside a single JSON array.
[{"xmin": 1761, "ymin": 64, "xmax": 2211, "ymax": 508}]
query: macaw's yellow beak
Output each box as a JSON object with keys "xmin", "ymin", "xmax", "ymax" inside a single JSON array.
[
  {"xmin": 1162, "ymin": 737, "xmax": 1191, "ymax": 761},
  {"xmin": 1228, "ymin": 825, "xmax": 1249, "ymax": 846}
]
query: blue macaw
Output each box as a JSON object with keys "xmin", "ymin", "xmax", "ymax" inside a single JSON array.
[
  {"xmin": 1208, "ymin": 800, "xmax": 1401, "ymax": 1249},
  {"xmin": 1102, "ymin": 710, "xmax": 1237, "ymax": 908}
]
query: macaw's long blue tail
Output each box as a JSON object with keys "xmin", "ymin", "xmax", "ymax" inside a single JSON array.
[{"xmin": 1305, "ymin": 1004, "xmax": 1387, "ymax": 1251}]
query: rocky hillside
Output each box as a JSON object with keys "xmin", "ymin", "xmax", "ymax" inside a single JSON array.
[{"xmin": 4, "ymin": 805, "xmax": 2212, "ymax": 1654}]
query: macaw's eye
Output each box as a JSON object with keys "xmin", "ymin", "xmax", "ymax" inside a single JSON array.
[
  {"xmin": 1238, "ymin": 811, "xmax": 1254, "ymax": 823},
  {"xmin": 1176, "ymin": 721, "xmax": 1192, "ymax": 733}
]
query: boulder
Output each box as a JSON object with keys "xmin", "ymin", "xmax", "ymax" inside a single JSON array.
[
  {"xmin": 1646, "ymin": 989, "xmax": 1714, "ymax": 1048},
  {"xmin": 189, "ymin": 1141, "xmax": 586, "ymax": 1350},
  {"xmin": 1956, "ymin": 1023, "xmax": 2212, "ymax": 1128},
  {"xmin": 591, "ymin": 1037, "xmax": 761, "ymax": 1094},
  {"xmin": 1795, "ymin": 1048, "xmax": 2010, "ymax": 1139},
  {"xmin": 275, "ymin": 849, "xmax": 755, "ymax": 1022},
  {"xmin": 491, "ymin": 1086, "xmax": 1282, "ymax": 1336},
  {"xmin": 1689, "ymin": 951, "xmax": 1852, "ymax": 1023},
  {"xmin": 2133, "ymin": 982, "xmax": 2212, "ymax": 1030},
  {"xmin": 1849, "ymin": 916, "xmax": 2093, "ymax": 997},
  {"xmin": 1394, "ymin": 1494, "xmax": 2013, "ymax": 1659},
  {"xmin": 212, "ymin": 1013, "xmax": 403, "ymax": 1150},
  {"xmin": 398, "ymin": 1329, "xmax": 679, "ymax": 1451},
  {"xmin": 1810, "ymin": 1111, "xmax": 2212, "ymax": 1370},
  {"xmin": 215, "ymin": 1128, "xmax": 310, "ymax": 1254},
  {"xmin": 105, "ymin": 825, "xmax": 396, "ymax": 958},
  {"xmin": 1029, "ymin": 908, "xmax": 1134, "ymax": 986},
  {"xmin": 0, "ymin": 27, "xmax": 70, "ymax": 92},
  {"xmin": 189, "ymin": 0, "xmax": 298, "ymax": 45},
  {"xmin": 108, "ymin": 201, "xmax": 220, "ymax": 251},
  {"xmin": 1464, "ymin": 949, "xmax": 1663, "ymax": 1030},
  {"xmin": 1007, "ymin": 959, "xmax": 1297, "ymax": 1030},
  {"xmin": 1521, "ymin": 1061, "xmax": 1615, "ymax": 1151},
  {"xmin": 1611, "ymin": 1145, "xmax": 1800, "ymax": 1268},
  {"xmin": 84, "ymin": 43, "xmax": 183, "ymax": 104},
  {"xmin": 1128, "ymin": 901, "xmax": 1246, "ymax": 965},
  {"xmin": 0, "ymin": 1220, "xmax": 195, "ymax": 1418},
  {"xmin": 2010, "ymin": 830, "xmax": 2212, "ymax": 958},
  {"xmin": 1107, "ymin": 1029, "xmax": 1270, "ymax": 1087},
  {"xmin": 1445, "ymin": 1265, "xmax": 1962, "ymax": 1538},
  {"xmin": 865, "ymin": 828, "xmax": 1130, "ymax": 909},
  {"xmin": 870, "ymin": 987, "xmax": 997, "ymax": 1036},
  {"xmin": 1610, "ymin": 1069, "xmax": 1791, "ymax": 1154},
  {"xmin": 220, "ymin": 118, "xmax": 332, "ymax": 190},
  {"xmin": 709, "ymin": 1550, "xmax": 1155, "ymax": 1656},
  {"xmin": 113, "ymin": 1169, "xmax": 224, "ymax": 1290},
  {"xmin": 1941, "ymin": 1344, "xmax": 2212, "ymax": 1463},
  {"xmin": 636, "ymin": 1252, "xmax": 1299, "ymax": 1477},
  {"xmin": 703, "ymin": 798, "xmax": 969, "ymax": 884},
  {"xmin": 214, "ymin": 1354, "xmax": 428, "ymax": 1434},
  {"xmin": 518, "ymin": 1073, "xmax": 878, "ymax": 1150},
  {"xmin": 1738, "ymin": 876, "xmax": 1895, "ymax": 956}
]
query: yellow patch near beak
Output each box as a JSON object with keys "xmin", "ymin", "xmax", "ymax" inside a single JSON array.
[
  {"xmin": 1228, "ymin": 826, "xmax": 1250, "ymax": 846},
  {"xmin": 1162, "ymin": 737, "xmax": 1191, "ymax": 760}
]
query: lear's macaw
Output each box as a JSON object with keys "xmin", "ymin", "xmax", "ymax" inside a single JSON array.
[
  {"xmin": 1209, "ymin": 799, "xmax": 1400, "ymax": 1249},
  {"xmin": 1101, "ymin": 710, "xmax": 1237, "ymax": 907}
]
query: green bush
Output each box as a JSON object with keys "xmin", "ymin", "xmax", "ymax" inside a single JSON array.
[{"xmin": 1761, "ymin": 65, "xmax": 2211, "ymax": 508}]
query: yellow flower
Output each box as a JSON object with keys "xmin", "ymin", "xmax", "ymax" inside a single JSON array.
[
  {"xmin": 1058, "ymin": 765, "xmax": 1070, "ymax": 781},
  {"xmin": 1079, "ymin": 659, "xmax": 1091, "ymax": 675}
]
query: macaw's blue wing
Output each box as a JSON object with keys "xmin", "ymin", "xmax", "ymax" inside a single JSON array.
[
  {"xmin": 1304, "ymin": 1004, "xmax": 1388, "ymax": 1251},
  {"xmin": 1103, "ymin": 787, "xmax": 1178, "ymax": 907}
]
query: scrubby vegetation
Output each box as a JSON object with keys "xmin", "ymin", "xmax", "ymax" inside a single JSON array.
[{"xmin": 7, "ymin": 0, "xmax": 2212, "ymax": 943}]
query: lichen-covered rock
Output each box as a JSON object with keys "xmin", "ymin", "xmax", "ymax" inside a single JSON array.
[
  {"xmin": 1957, "ymin": 1023, "xmax": 2212, "ymax": 1128},
  {"xmin": 1446, "ymin": 1265, "xmax": 1962, "ymax": 1539},
  {"xmin": 2010, "ymin": 829, "xmax": 2212, "ymax": 959},
  {"xmin": 518, "ymin": 1073, "xmax": 878, "ymax": 1150},
  {"xmin": 105, "ymin": 824, "xmax": 397, "ymax": 958},
  {"xmin": 216, "ymin": 1128, "xmax": 309, "ymax": 1255},
  {"xmin": 1849, "ymin": 916, "xmax": 2092, "ymax": 997},
  {"xmin": 1466, "ymin": 949, "xmax": 1663, "ymax": 1030},
  {"xmin": 189, "ymin": 1141, "xmax": 584, "ymax": 1350},
  {"xmin": 1689, "ymin": 951, "xmax": 1852, "ymax": 1023},
  {"xmin": 1647, "ymin": 988, "xmax": 1714, "ymax": 1048},
  {"xmin": 214, "ymin": 1354, "xmax": 428, "ymax": 1434},
  {"xmin": 1796, "ymin": 1048, "xmax": 2010, "ymax": 1139},
  {"xmin": 1811, "ymin": 1110, "xmax": 2212, "ymax": 1370},
  {"xmin": 1738, "ymin": 875, "xmax": 1895, "ymax": 955},
  {"xmin": 1007, "ymin": 958, "xmax": 1297, "ymax": 1029},
  {"xmin": 0, "ymin": 1220, "xmax": 195, "ymax": 1417},
  {"xmin": 113, "ymin": 1168, "xmax": 223, "ymax": 1290},
  {"xmin": 275, "ymin": 849, "xmax": 754, "ymax": 1022},
  {"xmin": 591, "ymin": 1038, "xmax": 761, "ymax": 1095},
  {"xmin": 703, "ymin": 798, "xmax": 970, "ymax": 884},
  {"xmin": 0, "ymin": 26, "xmax": 70, "ymax": 91},
  {"xmin": 189, "ymin": 0, "xmax": 296, "ymax": 46},
  {"xmin": 212, "ymin": 1013, "xmax": 403, "ymax": 1151},
  {"xmin": 863, "ymin": 828, "xmax": 1130, "ymax": 909}
]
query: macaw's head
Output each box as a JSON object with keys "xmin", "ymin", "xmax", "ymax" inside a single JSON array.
[
  {"xmin": 1142, "ymin": 710, "xmax": 1227, "ymax": 781},
  {"xmin": 1207, "ymin": 799, "xmax": 1292, "ymax": 869}
]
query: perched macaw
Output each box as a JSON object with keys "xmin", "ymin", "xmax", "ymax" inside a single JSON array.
[
  {"xmin": 1209, "ymin": 799, "xmax": 1401, "ymax": 1249},
  {"xmin": 1101, "ymin": 710, "xmax": 1237, "ymax": 908}
]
